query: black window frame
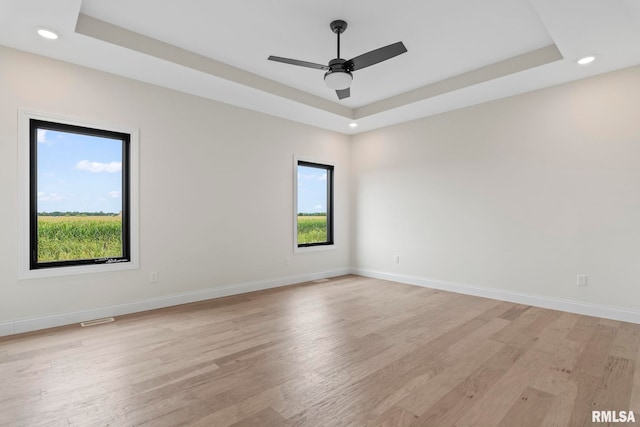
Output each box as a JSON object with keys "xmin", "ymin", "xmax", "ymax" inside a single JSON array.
[
  {"xmin": 297, "ymin": 160, "xmax": 334, "ymax": 248},
  {"xmin": 29, "ymin": 119, "xmax": 132, "ymax": 270}
]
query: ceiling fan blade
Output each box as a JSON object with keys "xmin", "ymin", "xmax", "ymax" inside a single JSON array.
[
  {"xmin": 268, "ymin": 56, "xmax": 329, "ymax": 70},
  {"xmin": 336, "ymin": 88, "xmax": 350, "ymax": 100},
  {"xmin": 346, "ymin": 41, "xmax": 407, "ymax": 71}
]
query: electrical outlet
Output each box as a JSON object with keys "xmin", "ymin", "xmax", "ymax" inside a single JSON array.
[
  {"xmin": 577, "ymin": 274, "xmax": 588, "ymax": 287},
  {"xmin": 285, "ymin": 256, "xmax": 291, "ymax": 265},
  {"xmin": 150, "ymin": 271, "xmax": 158, "ymax": 283},
  {"xmin": 393, "ymin": 255, "xmax": 400, "ymax": 264}
]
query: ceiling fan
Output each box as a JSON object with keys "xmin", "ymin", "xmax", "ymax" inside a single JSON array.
[{"xmin": 268, "ymin": 20, "xmax": 407, "ymax": 100}]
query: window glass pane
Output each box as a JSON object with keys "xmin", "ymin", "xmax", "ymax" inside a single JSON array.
[
  {"xmin": 297, "ymin": 162, "xmax": 332, "ymax": 246},
  {"xmin": 33, "ymin": 123, "xmax": 127, "ymax": 265}
]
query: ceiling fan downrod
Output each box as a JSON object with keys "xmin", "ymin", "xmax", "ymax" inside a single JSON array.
[{"xmin": 330, "ymin": 20, "xmax": 347, "ymax": 59}]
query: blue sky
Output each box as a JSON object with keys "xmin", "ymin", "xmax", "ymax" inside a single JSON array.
[
  {"xmin": 37, "ymin": 129, "xmax": 123, "ymax": 213},
  {"xmin": 297, "ymin": 165, "xmax": 328, "ymax": 214}
]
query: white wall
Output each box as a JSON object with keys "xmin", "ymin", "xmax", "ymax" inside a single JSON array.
[
  {"xmin": 0, "ymin": 46, "xmax": 350, "ymax": 333},
  {"xmin": 351, "ymin": 65, "xmax": 640, "ymax": 318},
  {"xmin": 3, "ymin": 43, "xmax": 640, "ymax": 334}
]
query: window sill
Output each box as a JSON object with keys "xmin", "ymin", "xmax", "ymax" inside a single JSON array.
[
  {"xmin": 294, "ymin": 244, "xmax": 336, "ymax": 254},
  {"xmin": 19, "ymin": 260, "xmax": 138, "ymax": 280}
]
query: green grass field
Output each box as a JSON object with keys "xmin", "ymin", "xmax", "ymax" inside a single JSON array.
[
  {"xmin": 38, "ymin": 214, "xmax": 325, "ymax": 262},
  {"xmin": 297, "ymin": 215, "xmax": 327, "ymax": 244},
  {"xmin": 37, "ymin": 216, "xmax": 123, "ymax": 262}
]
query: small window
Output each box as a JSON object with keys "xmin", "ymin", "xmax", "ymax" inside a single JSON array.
[
  {"xmin": 29, "ymin": 119, "xmax": 131, "ymax": 270},
  {"xmin": 295, "ymin": 160, "xmax": 334, "ymax": 248}
]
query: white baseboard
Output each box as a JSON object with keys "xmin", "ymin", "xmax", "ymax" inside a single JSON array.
[
  {"xmin": 352, "ymin": 268, "xmax": 640, "ymax": 324},
  {"xmin": 5, "ymin": 266, "xmax": 638, "ymax": 338},
  {"xmin": 2, "ymin": 268, "xmax": 351, "ymax": 337}
]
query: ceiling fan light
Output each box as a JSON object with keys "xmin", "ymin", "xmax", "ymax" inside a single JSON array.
[{"xmin": 324, "ymin": 70, "xmax": 353, "ymax": 90}]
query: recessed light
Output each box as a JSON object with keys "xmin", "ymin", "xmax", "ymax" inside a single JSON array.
[
  {"xmin": 349, "ymin": 123, "xmax": 358, "ymax": 128},
  {"xmin": 36, "ymin": 28, "xmax": 59, "ymax": 40},
  {"xmin": 577, "ymin": 56, "xmax": 595, "ymax": 65}
]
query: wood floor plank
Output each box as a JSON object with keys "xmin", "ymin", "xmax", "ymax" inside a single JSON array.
[
  {"xmin": 368, "ymin": 406, "xmax": 420, "ymax": 427},
  {"xmin": 537, "ymin": 380, "xmax": 577, "ymax": 427},
  {"xmin": 567, "ymin": 323, "xmax": 619, "ymax": 426},
  {"xmin": 412, "ymin": 365, "xmax": 504, "ymax": 426},
  {"xmin": 590, "ymin": 356, "xmax": 635, "ymax": 413},
  {"xmin": 482, "ymin": 344, "xmax": 526, "ymax": 372},
  {"xmin": 497, "ymin": 386, "xmax": 556, "ymax": 427},
  {"xmin": 1, "ymin": 274, "xmax": 639, "ymax": 426},
  {"xmin": 395, "ymin": 339, "xmax": 504, "ymax": 416},
  {"xmin": 566, "ymin": 315, "xmax": 600, "ymax": 343},
  {"xmin": 611, "ymin": 322, "xmax": 640, "ymax": 361},
  {"xmin": 267, "ymin": 337, "xmax": 420, "ymax": 420},
  {"xmin": 499, "ymin": 303, "xmax": 532, "ymax": 321},
  {"xmin": 631, "ymin": 338, "xmax": 640, "ymax": 414},
  {"xmin": 227, "ymin": 407, "xmax": 288, "ymax": 427},
  {"xmin": 490, "ymin": 306, "xmax": 542, "ymax": 348},
  {"xmin": 527, "ymin": 314, "xmax": 584, "ymax": 426},
  {"xmin": 571, "ymin": 324, "xmax": 618, "ymax": 379},
  {"xmin": 281, "ymin": 312, "xmax": 502, "ymax": 425},
  {"xmin": 284, "ymin": 317, "xmax": 508, "ymax": 426},
  {"xmin": 452, "ymin": 309, "xmax": 576, "ymax": 427}
]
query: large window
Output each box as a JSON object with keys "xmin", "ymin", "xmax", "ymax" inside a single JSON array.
[
  {"xmin": 30, "ymin": 120, "xmax": 130, "ymax": 268},
  {"xmin": 295, "ymin": 159, "xmax": 334, "ymax": 249},
  {"xmin": 21, "ymin": 113, "xmax": 137, "ymax": 275}
]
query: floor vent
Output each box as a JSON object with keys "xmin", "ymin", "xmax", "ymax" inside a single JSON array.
[
  {"xmin": 313, "ymin": 278, "xmax": 330, "ymax": 283},
  {"xmin": 80, "ymin": 317, "xmax": 115, "ymax": 327}
]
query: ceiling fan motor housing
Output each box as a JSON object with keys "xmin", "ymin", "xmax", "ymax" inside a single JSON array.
[{"xmin": 324, "ymin": 58, "xmax": 353, "ymax": 90}]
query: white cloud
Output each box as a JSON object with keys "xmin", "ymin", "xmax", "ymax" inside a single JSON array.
[
  {"xmin": 318, "ymin": 173, "xmax": 327, "ymax": 181},
  {"xmin": 108, "ymin": 190, "xmax": 121, "ymax": 199},
  {"xmin": 38, "ymin": 192, "xmax": 64, "ymax": 202},
  {"xmin": 76, "ymin": 160, "xmax": 122, "ymax": 173},
  {"xmin": 37, "ymin": 129, "xmax": 53, "ymax": 145},
  {"xmin": 315, "ymin": 204, "xmax": 323, "ymax": 210}
]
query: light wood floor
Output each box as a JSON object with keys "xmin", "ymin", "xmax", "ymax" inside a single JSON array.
[{"xmin": 1, "ymin": 275, "xmax": 639, "ymax": 426}]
